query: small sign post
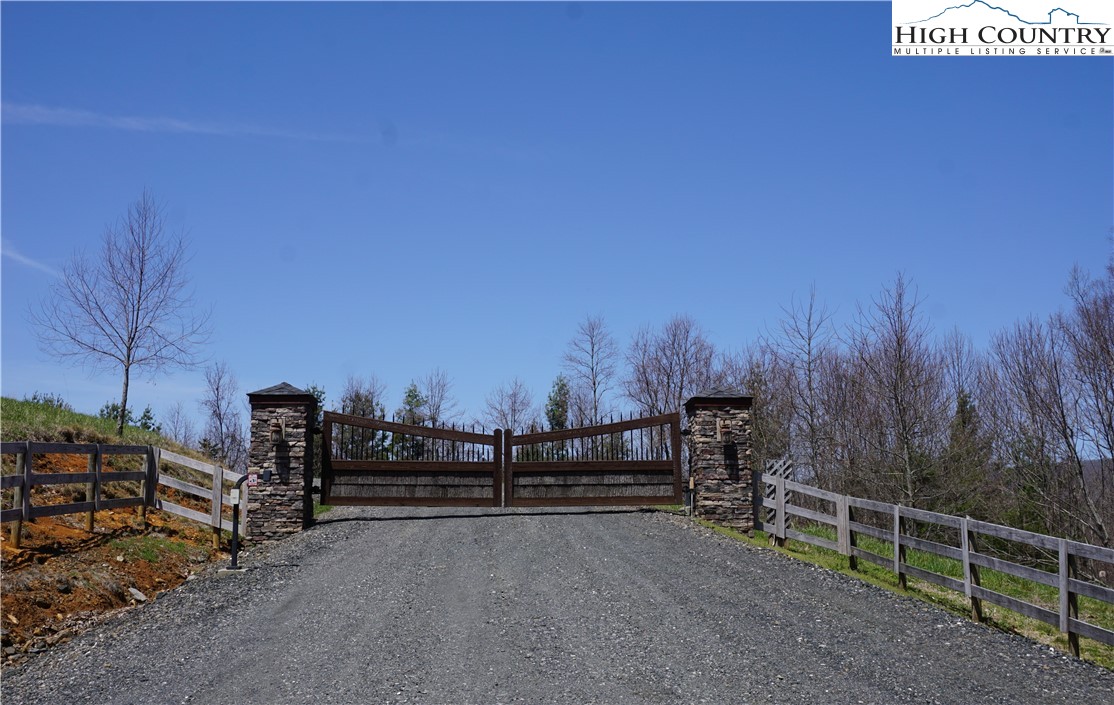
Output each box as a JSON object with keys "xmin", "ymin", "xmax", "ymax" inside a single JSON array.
[{"xmin": 226, "ymin": 475, "xmax": 251, "ymax": 572}]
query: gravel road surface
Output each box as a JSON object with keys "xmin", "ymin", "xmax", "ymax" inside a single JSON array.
[{"xmin": 3, "ymin": 506, "xmax": 1112, "ymax": 705}]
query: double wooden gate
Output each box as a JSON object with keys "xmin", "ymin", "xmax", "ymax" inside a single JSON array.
[{"xmin": 321, "ymin": 411, "xmax": 682, "ymax": 508}]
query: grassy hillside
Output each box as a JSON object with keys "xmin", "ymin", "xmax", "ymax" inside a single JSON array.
[
  {"xmin": 0, "ymin": 395, "xmax": 228, "ymax": 508},
  {"xmin": 1, "ymin": 397, "xmax": 179, "ymax": 448}
]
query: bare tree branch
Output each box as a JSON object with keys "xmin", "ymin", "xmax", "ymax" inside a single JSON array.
[
  {"xmin": 199, "ymin": 361, "xmax": 247, "ymax": 472},
  {"xmin": 30, "ymin": 190, "xmax": 211, "ymax": 435},
  {"xmin": 163, "ymin": 400, "xmax": 197, "ymax": 448},
  {"xmin": 419, "ymin": 368, "xmax": 462, "ymax": 426},
  {"xmin": 623, "ymin": 315, "xmax": 715, "ymax": 416},
  {"xmin": 483, "ymin": 378, "xmax": 536, "ymax": 431},
  {"xmin": 562, "ymin": 315, "xmax": 619, "ymax": 425}
]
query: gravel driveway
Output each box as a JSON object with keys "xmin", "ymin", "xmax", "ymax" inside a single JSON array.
[{"xmin": 3, "ymin": 506, "xmax": 1112, "ymax": 705}]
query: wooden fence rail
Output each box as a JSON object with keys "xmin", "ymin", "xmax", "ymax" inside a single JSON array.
[
  {"xmin": 0, "ymin": 442, "xmax": 244, "ymax": 548},
  {"xmin": 156, "ymin": 448, "xmax": 246, "ymax": 548},
  {"xmin": 754, "ymin": 472, "xmax": 1114, "ymax": 657}
]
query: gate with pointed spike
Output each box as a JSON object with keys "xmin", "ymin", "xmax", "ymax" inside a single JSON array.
[{"xmin": 321, "ymin": 410, "xmax": 683, "ymax": 508}]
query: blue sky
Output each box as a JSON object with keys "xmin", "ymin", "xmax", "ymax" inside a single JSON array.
[{"xmin": 2, "ymin": 1, "xmax": 1111, "ymax": 428}]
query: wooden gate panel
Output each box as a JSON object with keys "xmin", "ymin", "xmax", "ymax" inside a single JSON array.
[
  {"xmin": 322, "ymin": 411, "xmax": 682, "ymax": 509},
  {"xmin": 326, "ymin": 468, "xmax": 494, "ymax": 503},
  {"xmin": 323, "ymin": 412, "xmax": 500, "ymax": 508},
  {"xmin": 506, "ymin": 413, "xmax": 683, "ymax": 507}
]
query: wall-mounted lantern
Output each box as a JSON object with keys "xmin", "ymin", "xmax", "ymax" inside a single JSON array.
[
  {"xmin": 717, "ymin": 418, "xmax": 734, "ymax": 443},
  {"xmin": 270, "ymin": 418, "xmax": 286, "ymax": 445}
]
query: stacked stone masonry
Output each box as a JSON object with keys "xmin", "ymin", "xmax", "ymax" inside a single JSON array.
[
  {"xmin": 685, "ymin": 394, "xmax": 754, "ymax": 532},
  {"xmin": 246, "ymin": 385, "xmax": 316, "ymax": 541}
]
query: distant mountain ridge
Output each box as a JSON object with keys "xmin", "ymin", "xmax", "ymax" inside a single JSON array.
[{"xmin": 908, "ymin": 0, "xmax": 1104, "ymax": 26}]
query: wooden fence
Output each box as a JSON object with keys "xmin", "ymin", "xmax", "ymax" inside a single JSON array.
[
  {"xmin": 755, "ymin": 473, "xmax": 1114, "ymax": 656},
  {"xmin": 0, "ymin": 442, "xmax": 244, "ymax": 549},
  {"xmin": 153, "ymin": 448, "xmax": 246, "ymax": 548}
]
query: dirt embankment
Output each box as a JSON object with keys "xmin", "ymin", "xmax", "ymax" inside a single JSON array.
[{"xmin": 1, "ymin": 475, "xmax": 224, "ymax": 668}]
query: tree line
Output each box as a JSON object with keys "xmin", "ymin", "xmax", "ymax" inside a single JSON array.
[
  {"xmin": 320, "ymin": 262, "xmax": 1112, "ymax": 550},
  {"xmin": 29, "ymin": 191, "xmax": 1111, "ymax": 547},
  {"xmin": 725, "ymin": 266, "xmax": 1113, "ymax": 550}
]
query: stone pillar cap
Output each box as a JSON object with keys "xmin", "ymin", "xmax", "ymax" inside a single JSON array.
[
  {"xmin": 247, "ymin": 382, "xmax": 318, "ymax": 406},
  {"xmin": 683, "ymin": 388, "xmax": 753, "ymax": 413}
]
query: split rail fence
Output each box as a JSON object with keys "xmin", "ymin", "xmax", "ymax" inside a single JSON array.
[
  {"xmin": 0, "ymin": 442, "xmax": 245, "ymax": 549},
  {"xmin": 755, "ymin": 472, "xmax": 1114, "ymax": 657}
]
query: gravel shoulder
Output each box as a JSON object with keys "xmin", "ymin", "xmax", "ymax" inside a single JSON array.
[{"xmin": 2, "ymin": 506, "xmax": 1112, "ymax": 705}]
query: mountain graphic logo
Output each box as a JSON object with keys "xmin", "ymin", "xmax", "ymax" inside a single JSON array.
[
  {"xmin": 901, "ymin": 0, "xmax": 1106, "ymax": 26},
  {"xmin": 892, "ymin": 0, "xmax": 1112, "ymax": 54}
]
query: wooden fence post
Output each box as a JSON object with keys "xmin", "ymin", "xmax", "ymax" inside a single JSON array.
[
  {"xmin": 1067, "ymin": 551, "xmax": 1080, "ymax": 658},
  {"xmin": 503, "ymin": 430, "xmax": 514, "ymax": 509},
  {"xmin": 10, "ymin": 446, "xmax": 26, "ymax": 548},
  {"xmin": 96, "ymin": 445, "xmax": 105, "ymax": 521},
  {"xmin": 22, "ymin": 441, "xmax": 33, "ymax": 525},
  {"xmin": 751, "ymin": 471, "xmax": 761, "ymax": 528},
  {"xmin": 843, "ymin": 498, "xmax": 857, "ymax": 571},
  {"xmin": 141, "ymin": 445, "xmax": 157, "ymax": 527},
  {"xmin": 836, "ymin": 494, "xmax": 849, "ymax": 554},
  {"xmin": 211, "ymin": 462, "xmax": 223, "ymax": 550},
  {"xmin": 135, "ymin": 445, "xmax": 145, "ymax": 527},
  {"xmin": 894, "ymin": 504, "xmax": 907, "ymax": 590},
  {"xmin": 962, "ymin": 517, "xmax": 982, "ymax": 622},
  {"xmin": 774, "ymin": 475, "xmax": 786, "ymax": 548},
  {"xmin": 1059, "ymin": 539, "xmax": 1080, "ymax": 658},
  {"xmin": 493, "ymin": 429, "xmax": 503, "ymax": 509},
  {"xmin": 84, "ymin": 451, "xmax": 96, "ymax": 532}
]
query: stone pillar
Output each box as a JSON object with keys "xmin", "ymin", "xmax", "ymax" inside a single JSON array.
[
  {"xmin": 684, "ymin": 389, "xmax": 755, "ymax": 533},
  {"xmin": 246, "ymin": 383, "xmax": 317, "ymax": 540}
]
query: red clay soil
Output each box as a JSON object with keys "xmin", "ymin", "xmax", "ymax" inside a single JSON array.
[{"xmin": 1, "ymin": 456, "xmax": 229, "ymax": 668}]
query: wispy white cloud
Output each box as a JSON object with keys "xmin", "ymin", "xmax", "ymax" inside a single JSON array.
[
  {"xmin": 1, "ymin": 241, "xmax": 61, "ymax": 277},
  {"xmin": 2, "ymin": 103, "xmax": 373, "ymax": 144}
]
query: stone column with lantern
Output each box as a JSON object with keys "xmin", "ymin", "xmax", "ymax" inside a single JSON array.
[
  {"xmin": 683, "ymin": 389, "xmax": 755, "ymax": 532},
  {"xmin": 245, "ymin": 383, "xmax": 317, "ymax": 540}
]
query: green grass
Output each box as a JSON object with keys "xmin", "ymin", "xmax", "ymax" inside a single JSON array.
[
  {"xmin": 109, "ymin": 535, "xmax": 197, "ymax": 563},
  {"xmin": 687, "ymin": 516, "xmax": 1114, "ymax": 670},
  {"xmin": 1, "ymin": 396, "xmax": 221, "ymax": 479},
  {"xmin": 313, "ymin": 499, "xmax": 333, "ymax": 518},
  {"xmin": 795, "ymin": 523, "xmax": 1112, "ymax": 633},
  {"xmin": 1, "ymin": 397, "xmax": 177, "ymax": 447}
]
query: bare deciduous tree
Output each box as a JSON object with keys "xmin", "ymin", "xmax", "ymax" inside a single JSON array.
[
  {"xmin": 716, "ymin": 345, "xmax": 793, "ymax": 474},
  {"xmin": 419, "ymin": 368, "xmax": 461, "ymax": 426},
  {"xmin": 732, "ymin": 262, "xmax": 1110, "ymax": 549},
  {"xmin": 482, "ymin": 378, "xmax": 536, "ymax": 430},
  {"xmin": 624, "ymin": 315, "xmax": 716, "ymax": 416},
  {"xmin": 1061, "ymin": 261, "xmax": 1114, "ymax": 544},
  {"xmin": 340, "ymin": 374, "xmax": 388, "ymax": 418},
  {"xmin": 562, "ymin": 315, "xmax": 619, "ymax": 425},
  {"xmin": 199, "ymin": 361, "xmax": 247, "ymax": 472},
  {"xmin": 338, "ymin": 374, "xmax": 389, "ymax": 460},
  {"xmin": 770, "ymin": 287, "xmax": 836, "ymax": 486},
  {"xmin": 1061, "ymin": 263, "xmax": 1114, "ymax": 476},
  {"xmin": 989, "ymin": 260, "xmax": 1113, "ymax": 547},
  {"xmin": 815, "ymin": 347, "xmax": 870, "ymax": 495},
  {"xmin": 932, "ymin": 328, "xmax": 995, "ymax": 517},
  {"xmin": 163, "ymin": 400, "xmax": 197, "ymax": 448},
  {"xmin": 31, "ymin": 190, "xmax": 210, "ymax": 435},
  {"xmin": 848, "ymin": 274, "xmax": 948, "ymax": 507},
  {"xmin": 942, "ymin": 328, "xmax": 981, "ymax": 404}
]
